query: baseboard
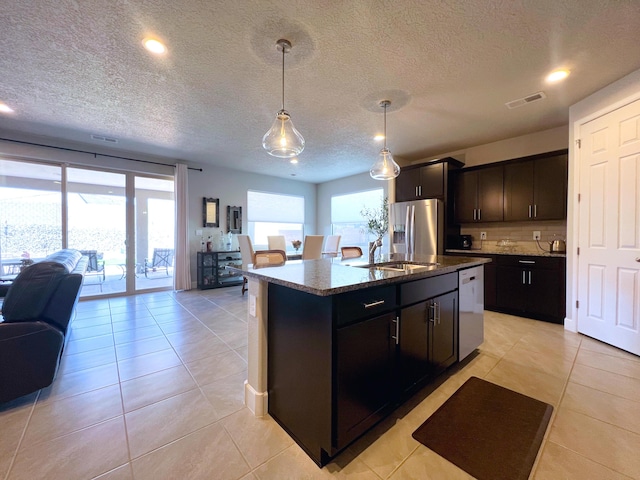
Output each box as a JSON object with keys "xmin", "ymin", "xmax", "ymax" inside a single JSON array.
[{"xmin": 245, "ymin": 380, "xmax": 268, "ymax": 417}]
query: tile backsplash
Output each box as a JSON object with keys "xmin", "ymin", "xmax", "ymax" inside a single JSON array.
[{"xmin": 460, "ymin": 220, "xmax": 566, "ymax": 254}]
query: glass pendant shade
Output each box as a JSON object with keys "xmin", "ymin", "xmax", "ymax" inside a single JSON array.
[
  {"xmin": 370, "ymin": 100, "xmax": 400, "ymax": 180},
  {"xmin": 370, "ymin": 147, "xmax": 401, "ymax": 180},
  {"xmin": 262, "ymin": 109, "xmax": 305, "ymax": 158}
]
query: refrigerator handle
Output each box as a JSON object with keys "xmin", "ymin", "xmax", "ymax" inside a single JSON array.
[
  {"xmin": 404, "ymin": 206, "xmax": 411, "ymax": 254},
  {"xmin": 409, "ymin": 205, "xmax": 416, "ymax": 255}
]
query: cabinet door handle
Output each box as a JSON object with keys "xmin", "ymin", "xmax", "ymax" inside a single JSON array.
[
  {"xmin": 477, "ymin": 209, "xmax": 481, "ymax": 220},
  {"xmin": 473, "ymin": 208, "xmax": 477, "ymax": 220},
  {"xmin": 528, "ymin": 205, "xmax": 532, "ymax": 218},
  {"xmin": 391, "ymin": 317, "xmax": 400, "ymax": 345},
  {"xmin": 428, "ymin": 303, "xmax": 436, "ymax": 323},
  {"xmin": 528, "ymin": 271, "xmax": 532, "ymax": 285},
  {"xmin": 534, "ymin": 204, "xmax": 537, "ymax": 218},
  {"xmin": 418, "ymin": 185, "xmax": 422, "ymax": 197},
  {"xmin": 519, "ymin": 260, "xmax": 536, "ymax": 264},
  {"xmin": 363, "ymin": 300, "xmax": 385, "ymax": 308},
  {"xmin": 522, "ymin": 271, "xmax": 526, "ymax": 284},
  {"xmin": 415, "ymin": 186, "xmax": 419, "ymax": 197},
  {"xmin": 435, "ymin": 302, "xmax": 441, "ymax": 325}
]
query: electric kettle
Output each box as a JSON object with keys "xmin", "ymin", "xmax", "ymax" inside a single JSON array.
[{"xmin": 548, "ymin": 239, "xmax": 566, "ymax": 253}]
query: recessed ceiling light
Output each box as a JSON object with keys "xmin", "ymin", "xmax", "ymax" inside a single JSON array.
[
  {"xmin": 546, "ymin": 69, "xmax": 570, "ymax": 83},
  {"xmin": 0, "ymin": 103, "xmax": 14, "ymax": 113},
  {"xmin": 143, "ymin": 38, "xmax": 167, "ymax": 54},
  {"xmin": 374, "ymin": 134, "xmax": 385, "ymax": 142},
  {"xmin": 290, "ymin": 158, "xmax": 298, "ymax": 164}
]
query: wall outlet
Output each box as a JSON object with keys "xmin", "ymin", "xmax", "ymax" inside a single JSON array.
[
  {"xmin": 480, "ymin": 232, "xmax": 487, "ymax": 240},
  {"xmin": 195, "ymin": 229, "xmax": 203, "ymax": 236},
  {"xmin": 533, "ymin": 231, "xmax": 541, "ymax": 240}
]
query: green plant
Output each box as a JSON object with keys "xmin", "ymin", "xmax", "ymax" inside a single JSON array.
[{"xmin": 361, "ymin": 196, "xmax": 389, "ymax": 239}]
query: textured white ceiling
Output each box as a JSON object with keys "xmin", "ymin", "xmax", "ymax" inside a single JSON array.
[{"xmin": 1, "ymin": 0, "xmax": 640, "ymax": 183}]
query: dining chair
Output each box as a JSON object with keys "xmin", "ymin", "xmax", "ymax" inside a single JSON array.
[
  {"xmin": 238, "ymin": 236, "xmax": 287, "ymax": 294},
  {"xmin": 322, "ymin": 235, "xmax": 341, "ymax": 257},
  {"xmin": 302, "ymin": 235, "xmax": 324, "ymax": 260},
  {"xmin": 237, "ymin": 235, "xmax": 255, "ymax": 295},
  {"xmin": 340, "ymin": 246, "xmax": 363, "ymax": 259},
  {"xmin": 254, "ymin": 250, "xmax": 286, "ymax": 268},
  {"xmin": 267, "ymin": 235, "xmax": 287, "ymax": 252}
]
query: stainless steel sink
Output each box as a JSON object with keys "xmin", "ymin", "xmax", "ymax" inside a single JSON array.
[{"xmin": 355, "ymin": 261, "xmax": 439, "ymax": 273}]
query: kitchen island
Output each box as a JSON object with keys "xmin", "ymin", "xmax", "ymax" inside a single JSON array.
[{"xmin": 232, "ymin": 253, "xmax": 489, "ymax": 466}]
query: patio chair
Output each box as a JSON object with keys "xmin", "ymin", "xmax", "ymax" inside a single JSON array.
[
  {"xmin": 144, "ymin": 248, "xmax": 174, "ymax": 277},
  {"xmin": 80, "ymin": 250, "xmax": 105, "ymax": 290}
]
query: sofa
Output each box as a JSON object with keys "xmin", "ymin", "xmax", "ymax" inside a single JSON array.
[{"xmin": 0, "ymin": 249, "xmax": 87, "ymax": 403}]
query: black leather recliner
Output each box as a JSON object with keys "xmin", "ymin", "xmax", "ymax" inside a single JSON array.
[{"xmin": 0, "ymin": 249, "xmax": 87, "ymax": 403}]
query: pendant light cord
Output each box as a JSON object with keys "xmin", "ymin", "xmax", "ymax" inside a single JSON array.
[
  {"xmin": 383, "ymin": 103, "xmax": 387, "ymax": 149},
  {"xmin": 281, "ymin": 43, "xmax": 285, "ymax": 112}
]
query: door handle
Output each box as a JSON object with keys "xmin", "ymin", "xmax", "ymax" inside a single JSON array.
[
  {"xmin": 528, "ymin": 271, "xmax": 532, "ymax": 285},
  {"xmin": 428, "ymin": 303, "xmax": 436, "ymax": 323},
  {"xmin": 418, "ymin": 185, "xmax": 422, "ymax": 197},
  {"xmin": 522, "ymin": 271, "xmax": 526, "ymax": 284},
  {"xmin": 534, "ymin": 204, "xmax": 537, "ymax": 218},
  {"xmin": 363, "ymin": 300, "xmax": 385, "ymax": 308},
  {"xmin": 477, "ymin": 209, "xmax": 481, "ymax": 220},
  {"xmin": 473, "ymin": 208, "xmax": 477, "ymax": 221},
  {"xmin": 528, "ymin": 205, "xmax": 532, "ymax": 218},
  {"xmin": 391, "ymin": 317, "xmax": 400, "ymax": 345}
]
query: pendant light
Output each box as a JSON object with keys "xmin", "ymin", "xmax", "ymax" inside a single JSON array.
[
  {"xmin": 262, "ymin": 39, "xmax": 305, "ymax": 158},
  {"xmin": 370, "ymin": 100, "xmax": 401, "ymax": 180}
]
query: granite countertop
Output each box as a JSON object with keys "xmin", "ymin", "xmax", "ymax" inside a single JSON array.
[
  {"xmin": 229, "ymin": 253, "xmax": 490, "ymax": 296},
  {"xmin": 446, "ymin": 248, "xmax": 567, "ymax": 258}
]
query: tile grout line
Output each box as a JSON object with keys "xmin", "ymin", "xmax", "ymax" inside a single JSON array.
[{"xmin": 3, "ymin": 391, "xmax": 40, "ymax": 480}]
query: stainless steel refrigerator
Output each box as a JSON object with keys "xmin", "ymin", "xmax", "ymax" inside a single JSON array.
[{"xmin": 389, "ymin": 199, "xmax": 444, "ymax": 255}]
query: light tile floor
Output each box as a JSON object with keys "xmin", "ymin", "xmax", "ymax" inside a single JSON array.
[{"xmin": 2, "ymin": 288, "xmax": 640, "ymax": 479}]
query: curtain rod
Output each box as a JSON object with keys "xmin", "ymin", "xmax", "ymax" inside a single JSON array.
[{"xmin": 0, "ymin": 137, "xmax": 203, "ymax": 172}]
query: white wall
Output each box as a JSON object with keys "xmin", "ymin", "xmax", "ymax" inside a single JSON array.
[
  {"xmin": 316, "ymin": 171, "xmax": 390, "ymax": 241},
  {"xmin": 396, "ymin": 125, "xmax": 568, "ymax": 168},
  {"xmin": 187, "ymin": 162, "xmax": 316, "ymax": 282},
  {"xmin": 566, "ymin": 67, "xmax": 640, "ymax": 331}
]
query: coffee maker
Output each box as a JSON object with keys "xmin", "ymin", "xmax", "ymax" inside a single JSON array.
[{"xmin": 459, "ymin": 235, "xmax": 473, "ymax": 249}]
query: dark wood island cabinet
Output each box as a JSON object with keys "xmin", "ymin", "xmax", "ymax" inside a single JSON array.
[{"xmin": 267, "ymin": 270, "xmax": 462, "ymax": 466}]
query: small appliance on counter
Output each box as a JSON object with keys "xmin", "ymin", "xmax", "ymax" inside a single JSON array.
[{"xmin": 459, "ymin": 235, "xmax": 473, "ymax": 249}]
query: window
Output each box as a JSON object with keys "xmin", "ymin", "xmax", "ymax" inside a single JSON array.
[
  {"xmin": 331, "ymin": 188, "xmax": 384, "ymax": 250},
  {"xmin": 247, "ymin": 190, "xmax": 304, "ymax": 251}
]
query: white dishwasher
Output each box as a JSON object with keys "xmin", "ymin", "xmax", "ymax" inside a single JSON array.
[{"xmin": 458, "ymin": 266, "xmax": 484, "ymax": 361}]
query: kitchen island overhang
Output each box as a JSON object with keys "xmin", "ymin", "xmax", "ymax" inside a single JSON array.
[{"xmin": 229, "ymin": 253, "xmax": 490, "ymax": 465}]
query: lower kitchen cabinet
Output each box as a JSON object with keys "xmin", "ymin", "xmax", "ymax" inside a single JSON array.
[
  {"xmin": 336, "ymin": 312, "xmax": 396, "ymax": 449},
  {"xmin": 267, "ymin": 272, "xmax": 459, "ymax": 466},
  {"xmin": 495, "ymin": 255, "xmax": 566, "ymax": 323},
  {"xmin": 446, "ymin": 252, "xmax": 564, "ymax": 323},
  {"xmin": 398, "ymin": 289, "xmax": 458, "ymax": 394}
]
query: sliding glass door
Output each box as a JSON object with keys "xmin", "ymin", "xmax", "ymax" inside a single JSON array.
[
  {"xmin": 0, "ymin": 159, "xmax": 62, "ymax": 277},
  {"xmin": 134, "ymin": 175, "xmax": 175, "ymax": 291},
  {"xmin": 67, "ymin": 168, "xmax": 127, "ymax": 296},
  {"xmin": 0, "ymin": 158, "xmax": 175, "ymax": 298}
]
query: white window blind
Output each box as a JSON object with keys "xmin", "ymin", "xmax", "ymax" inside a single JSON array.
[
  {"xmin": 247, "ymin": 191, "xmax": 305, "ymax": 223},
  {"xmin": 331, "ymin": 188, "xmax": 383, "ymax": 223}
]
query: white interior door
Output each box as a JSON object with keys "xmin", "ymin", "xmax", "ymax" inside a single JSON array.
[{"xmin": 577, "ymin": 98, "xmax": 640, "ymax": 355}]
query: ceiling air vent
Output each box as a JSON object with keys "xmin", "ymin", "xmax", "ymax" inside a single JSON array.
[
  {"xmin": 91, "ymin": 134, "xmax": 118, "ymax": 143},
  {"xmin": 505, "ymin": 91, "xmax": 546, "ymax": 109}
]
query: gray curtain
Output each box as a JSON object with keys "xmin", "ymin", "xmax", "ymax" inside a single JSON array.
[{"xmin": 174, "ymin": 163, "xmax": 191, "ymax": 290}]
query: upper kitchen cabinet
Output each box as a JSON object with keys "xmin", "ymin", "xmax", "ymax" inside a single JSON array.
[
  {"xmin": 453, "ymin": 165, "xmax": 504, "ymax": 223},
  {"xmin": 504, "ymin": 150, "xmax": 568, "ymax": 221},
  {"xmin": 395, "ymin": 158, "xmax": 462, "ymax": 202}
]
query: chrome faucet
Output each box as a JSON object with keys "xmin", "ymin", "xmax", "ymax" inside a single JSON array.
[{"xmin": 368, "ymin": 238, "xmax": 382, "ymax": 264}]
